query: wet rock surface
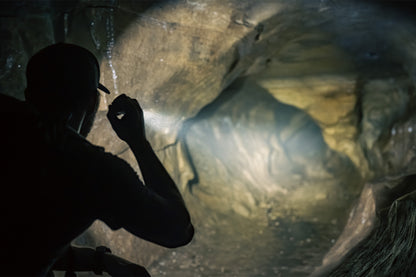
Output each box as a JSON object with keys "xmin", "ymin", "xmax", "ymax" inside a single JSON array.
[{"xmin": 2, "ymin": 0, "xmax": 416, "ymax": 276}]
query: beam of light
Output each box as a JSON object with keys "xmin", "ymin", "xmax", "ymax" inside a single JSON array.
[{"xmin": 143, "ymin": 109, "xmax": 180, "ymax": 135}]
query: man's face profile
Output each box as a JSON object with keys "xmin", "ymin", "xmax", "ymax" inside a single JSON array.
[
  {"xmin": 79, "ymin": 91, "xmax": 100, "ymax": 137},
  {"xmin": 78, "ymin": 65, "xmax": 102, "ymax": 137}
]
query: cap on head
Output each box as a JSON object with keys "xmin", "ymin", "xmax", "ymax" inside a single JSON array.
[{"xmin": 25, "ymin": 43, "xmax": 109, "ymax": 116}]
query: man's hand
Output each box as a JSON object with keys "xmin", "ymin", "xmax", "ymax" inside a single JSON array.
[{"xmin": 107, "ymin": 94, "xmax": 146, "ymax": 146}]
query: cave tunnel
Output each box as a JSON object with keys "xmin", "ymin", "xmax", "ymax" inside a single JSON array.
[{"xmin": 2, "ymin": 0, "xmax": 416, "ymax": 276}]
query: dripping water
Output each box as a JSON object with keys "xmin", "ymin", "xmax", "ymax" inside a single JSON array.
[
  {"xmin": 90, "ymin": 19, "xmax": 101, "ymax": 50},
  {"xmin": 105, "ymin": 8, "xmax": 119, "ymax": 94},
  {"xmin": 63, "ymin": 13, "xmax": 69, "ymax": 40}
]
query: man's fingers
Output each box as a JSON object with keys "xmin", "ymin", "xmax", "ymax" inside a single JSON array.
[
  {"xmin": 109, "ymin": 95, "xmax": 127, "ymax": 110},
  {"xmin": 111, "ymin": 94, "xmax": 140, "ymax": 107},
  {"xmin": 113, "ymin": 93, "xmax": 128, "ymax": 102},
  {"xmin": 110, "ymin": 94, "xmax": 142, "ymax": 114},
  {"xmin": 132, "ymin": 98, "xmax": 140, "ymax": 106},
  {"xmin": 126, "ymin": 97, "xmax": 142, "ymax": 111},
  {"xmin": 107, "ymin": 104, "xmax": 120, "ymax": 126}
]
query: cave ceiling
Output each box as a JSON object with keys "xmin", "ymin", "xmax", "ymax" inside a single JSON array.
[{"xmin": 1, "ymin": 0, "xmax": 416, "ymax": 276}]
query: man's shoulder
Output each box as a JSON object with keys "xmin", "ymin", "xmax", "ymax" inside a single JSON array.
[
  {"xmin": 64, "ymin": 129, "xmax": 131, "ymax": 171},
  {"xmin": 64, "ymin": 129, "xmax": 112, "ymax": 161},
  {"xmin": 65, "ymin": 129, "xmax": 105, "ymax": 152}
]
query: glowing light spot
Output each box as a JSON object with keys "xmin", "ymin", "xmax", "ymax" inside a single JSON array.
[{"xmin": 143, "ymin": 110, "xmax": 176, "ymax": 134}]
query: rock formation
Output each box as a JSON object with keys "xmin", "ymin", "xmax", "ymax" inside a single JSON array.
[{"xmin": 1, "ymin": 0, "xmax": 416, "ymax": 276}]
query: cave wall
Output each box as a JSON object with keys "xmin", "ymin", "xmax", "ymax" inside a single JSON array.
[{"xmin": 2, "ymin": 0, "xmax": 416, "ymax": 276}]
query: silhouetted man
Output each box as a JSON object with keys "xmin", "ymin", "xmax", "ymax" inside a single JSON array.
[{"xmin": 0, "ymin": 43, "xmax": 194, "ymax": 276}]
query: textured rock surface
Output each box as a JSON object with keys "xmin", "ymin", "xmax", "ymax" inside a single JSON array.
[
  {"xmin": 327, "ymin": 177, "xmax": 416, "ymax": 276},
  {"xmin": 2, "ymin": 0, "xmax": 416, "ymax": 276}
]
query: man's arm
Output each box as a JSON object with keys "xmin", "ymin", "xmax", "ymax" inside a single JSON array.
[
  {"xmin": 131, "ymin": 139, "xmax": 188, "ymax": 209},
  {"xmin": 106, "ymin": 94, "xmax": 194, "ymax": 248}
]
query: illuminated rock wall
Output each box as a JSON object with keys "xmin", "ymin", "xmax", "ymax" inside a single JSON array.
[{"xmin": 1, "ymin": 1, "xmax": 416, "ymax": 276}]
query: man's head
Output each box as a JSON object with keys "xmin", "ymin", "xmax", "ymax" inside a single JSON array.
[{"xmin": 25, "ymin": 43, "xmax": 110, "ymax": 136}]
